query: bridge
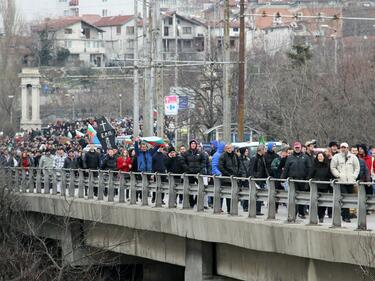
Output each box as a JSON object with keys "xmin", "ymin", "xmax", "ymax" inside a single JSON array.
[{"xmin": 3, "ymin": 168, "xmax": 375, "ymax": 281}]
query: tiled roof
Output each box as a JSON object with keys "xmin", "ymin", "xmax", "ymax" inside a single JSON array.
[
  {"xmin": 95, "ymin": 15, "xmax": 134, "ymax": 27},
  {"xmin": 32, "ymin": 17, "xmax": 104, "ymax": 32}
]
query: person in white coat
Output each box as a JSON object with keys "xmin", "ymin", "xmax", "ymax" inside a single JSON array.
[{"xmin": 330, "ymin": 142, "xmax": 360, "ymax": 222}]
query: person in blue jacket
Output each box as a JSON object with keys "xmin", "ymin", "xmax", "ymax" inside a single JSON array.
[
  {"xmin": 212, "ymin": 142, "xmax": 225, "ymax": 176},
  {"xmin": 134, "ymin": 137, "xmax": 159, "ymax": 172}
]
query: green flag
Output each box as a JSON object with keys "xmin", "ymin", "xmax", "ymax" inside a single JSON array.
[{"xmin": 259, "ymin": 135, "xmax": 266, "ymax": 145}]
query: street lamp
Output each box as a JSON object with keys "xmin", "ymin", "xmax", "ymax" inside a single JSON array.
[
  {"xmin": 119, "ymin": 93, "xmax": 123, "ymax": 118},
  {"xmin": 8, "ymin": 95, "xmax": 14, "ymax": 123}
]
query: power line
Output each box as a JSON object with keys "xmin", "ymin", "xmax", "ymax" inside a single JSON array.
[{"xmin": 246, "ymin": 13, "xmax": 375, "ymax": 22}]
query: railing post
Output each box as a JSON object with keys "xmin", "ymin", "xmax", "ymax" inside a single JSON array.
[
  {"xmin": 213, "ymin": 176, "xmax": 222, "ymax": 214},
  {"xmin": 267, "ymin": 177, "xmax": 276, "ymax": 220},
  {"xmin": 51, "ymin": 170, "xmax": 58, "ymax": 195},
  {"xmin": 155, "ymin": 173, "xmax": 163, "ymax": 207},
  {"xmin": 78, "ymin": 170, "xmax": 84, "ymax": 198},
  {"xmin": 182, "ymin": 174, "xmax": 191, "ymax": 209},
  {"xmin": 308, "ymin": 179, "xmax": 318, "ymax": 225},
  {"xmin": 69, "ymin": 170, "xmax": 75, "ymax": 198},
  {"xmin": 87, "ymin": 170, "xmax": 94, "ymax": 199},
  {"xmin": 14, "ymin": 168, "xmax": 20, "ymax": 192},
  {"xmin": 287, "ymin": 179, "xmax": 296, "ymax": 222},
  {"xmin": 357, "ymin": 182, "xmax": 367, "ymax": 230},
  {"xmin": 118, "ymin": 172, "xmax": 125, "ymax": 203},
  {"xmin": 168, "ymin": 174, "xmax": 176, "ymax": 208},
  {"xmin": 248, "ymin": 178, "xmax": 257, "ymax": 218},
  {"xmin": 61, "ymin": 169, "xmax": 66, "ymax": 196},
  {"xmin": 44, "ymin": 169, "xmax": 50, "ymax": 194},
  {"xmin": 141, "ymin": 173, "xmax": 149, "ymax": 206},
  {"xmin": 36, "ymin": 169, "xmax": 42, "ymax": 193},
  {"xmin": 196, "ymin": 174, "xmax": 205, "ymax": 212},
  {"xmin": 108, "ymin": 171, "xmax": 115, "ymax": 202},
  {"xmin": 28, "ymin": 168, "xmax": 34, "ymax": 193},
  {"xmin": 21, "ymin": 169, "xmax": 27, "ymax": 193},
  {"xmin": 129, "ymin": 173, "xmax": 137, "ymax": 205},
  {"xmin": 230, "ymin": 176, "xmax": 239, "ymax": 216},
  {"xmin": 98, "ymin": 171, "xmax": 104, "ymax": 201},
  {"xmin": 332, "ymin": 181, "xmax": 342, "ymax": 228}
]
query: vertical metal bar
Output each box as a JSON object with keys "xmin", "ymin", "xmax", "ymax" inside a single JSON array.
[
  {"xmin": 98, "ymin": 171, "xmax": 104, "ymax": 201},
  {"xmin": 78, "ymin": 170, "xmax": 84, "ymax": 199},
  {"xmin": 213, "ymin": 176, "xmax": 222, "ymax": 214},
  {"xmin": 141, "ymin": 173, "xmax": 149, "ymax": 206},
  {"xmin": 21, "ymin": 169, "xmax": 27, "ymax": 193},
  {"xmin": 36, "ymin": 169, "xmax": 42, "ymax": 193},
  {"xmin": 88, "ymin": 170, "xmax": 94, "ymax": 199},
  {"xmin": 155, "ymin": 174, "xmax": 163, "ymax": 207},
  {"xmin": 248, "ymin": 178, "xmax": 257, "ymax": 218},
  {"xmin": 130, "ymin": 173, "xmax": 137, "ymax": 205},
  {"xmin": 230, "ymin": 177, "xmax": 239, "ymax": 216},
  {"xmin": 61, "ymin": 170, "xmax": 66, "ymax": 196},
  {"xmin": 44, "ymin": 169, "xmax": 50, "ymax": 194},
  {"xmin": 182, "ymin": 174, "xmax": 191, "ymax": 209},
  {"xmin": 332, "ymin": 181, "xmax": 342, "ymax": 228},
  {"xmin": 51, "ymin": 169, "xmax": 57, "ymax": 195},
  {"xmin": 267, "ymin": 177, "xmax": 276, "ymax": 220},
  {"xmin": 28, "ymin": 168, "xmax": 34, "ymax": 193},
  {"xmin": 108, "ymin": 171, "xmax": 115, "ymax": 202},
  {"xmin": 357, "ymin": 182, "xmax": 367, "ymax": 230},
  {"xmin": 168, "ymin": 174, "xmax": 176, "ymax": 208},
  {"xmin": 308, "ymin": 180, "xmax": 318, "ymax": 225},
  {"xmin": 14, "ymin": 168, "xmax": 20, "ymax": 192},
  {"xmin": 118, "ymin": 172, "xmax": 125, "ymax": 203},
  {"xmin": 69, "ymin": 170, "xmax": 75, "ymax": 198},
  {"xmin": 196, "ymin": 174, "xmax": 205, "ymax": 212},
  {"xmin": 287, "ymin": 179, "xmax": 297, "ymax": 222}
]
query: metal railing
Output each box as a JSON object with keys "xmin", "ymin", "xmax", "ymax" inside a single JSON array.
[{"xmin": 2, "ymin": 167, "xmax": 375, "ymax": 231}]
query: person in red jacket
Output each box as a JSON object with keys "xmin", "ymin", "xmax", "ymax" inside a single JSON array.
[
  {"xmin": 117, "ymin": 149, "xmax": 132, "ymax": 172},
  {"xmin": 358, "ymin": 144, "xmax": 374, "ymax": 177}
]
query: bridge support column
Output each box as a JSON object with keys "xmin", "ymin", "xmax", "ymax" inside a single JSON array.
[
  {"xmin": 185, "ymin": 239, "xmax": 214, "ymax": 281},
  {"xmin": 60, "ymin": 220, "xmax": 88, "ymax": 266}
]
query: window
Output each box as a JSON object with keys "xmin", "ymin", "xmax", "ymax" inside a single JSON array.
[
  {"xmin": 103, "ymin": 0, "xmax": 108, "ymax": 2},
  {"xmin": 102, "ymin": 9, "xmax": 108, "ymax": 17},
  {"xmin": 64, "ymin": 10, "xmax": 69, "ymax": 16},
  {"xmin": 126, "ymin": 26, "xmax": 134, "ymax": 35},
  {"xmin": 230, "ymin": 39, "xmax": 235, "ymax": 48},
  {"xmin": 183, "ymin": 40, "xmax": 191, "ymax": 48},
  {"xmin": 182, "ymin": 27, "xmax": 192, "ymax": 34},
  {"xmin": 116, "ymin": 26, "xmax": 121, "ymax": 35},
  {"xmin": 164, "ymin": 26, "xmax": 169, "ymax": 36},
  {"xmin": 59, "ymin": 0, "xmax": 67, "ymax": 2},
  {"xmin": 128, "ymin": 39, "xmax": 134, "ymax": 49},
  {"xmin": 64, "ymin": 40, "xmax": 72, "ymax": 48},
  {"xmin": 233, "ymin": 27, "xmax": 239, "ymax": 32},
  {"xmin": 64, "ymin": 28, "xmax": 73, "ymax": 34},
  {"xmin": 169, "ymin": 18, "xmax": 173, "ymax": 25}
]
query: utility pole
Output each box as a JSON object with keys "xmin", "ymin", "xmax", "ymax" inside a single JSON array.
[
  {"xmin": 174, "ymin": 11, "xmax": 179, "ymax": 146},
  {"xmin": 237, "ymin": 0, "xmax": 245, "ymax": 141},
  {"xmin": 143, "ymin": 1, "xmax": 154, "ymax": 136},
  {"xmin": 155, "ymin": 0, "xmax": 164, "ymax": 138},
  {"xmin": 133, "ymin": 0, "xmax": 140, "ymax": 136},
  {"xmin": 223, "ymin": 0, "xmax": 231, "ymax": 143}
]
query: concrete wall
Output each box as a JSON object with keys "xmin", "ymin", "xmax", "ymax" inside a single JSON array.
[{"xmin": 16, "ymin": 193, "xmax": 375, "ymax": 280}]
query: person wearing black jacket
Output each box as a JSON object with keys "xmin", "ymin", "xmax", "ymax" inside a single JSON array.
[
  {"xmin": 152, "ymin": 146, "xmax": 168, "ymax": 204},
  {"xmin": 183, "ymin": 140, "xmax": 206, "ymax": 207},
  {"xmin": 282, "ymin": 142, "xmax": 312, "ymax": 219},
  {"xmin": 101, "ymin": 148, "xmax": 118, "ymax": 171},
  {"xmin": 264, "ymin": 142, "xmax": 279, "ymax": 177},
  {"xmin": 218, "ymin": 144, "xmax": 240, "ymax": 213},
  {"xmin": 250, "ymin": 145, "xmax": 268, "ymax": 215},
  {"xmin": 83, "ymin": 145, "xmax": 100, "ymax": 170},
  {"xmin": 238, "ymin": 147, "xmax": 251, "ymax": 211},
  {"xmin": 63, "ymin": 150, "xmax": 80, "ymax": 170},
  {"xmin": 310, "ymin": 152, "xmax": 333, "ymax": 223}
]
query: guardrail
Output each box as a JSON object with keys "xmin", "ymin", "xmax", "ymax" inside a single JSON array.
[{"xmin": 2, "ymin": 168, "xmax": 374, "ymax": 231}]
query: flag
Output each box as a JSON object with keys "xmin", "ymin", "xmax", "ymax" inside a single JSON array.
[
  {"xmin": 140, "ymin": 137, "xmax": 164, "ymax": 146},
  {"xmin": 75, "ymin": 130, "xmax": 85, "ymax": 138},
  {"xmin": 92, "ymin": 135, "xmax": 101, "ymax": 145},
  {"xmin": 67, "ymin": 132, "xmax": 73, "ymax": 139},
  {"xmin": 87, "ymin": 124, "xmax": 97, "ymax": 140},
  {"xmin": 95, "ymin": 117, "xmax": 117, "ymax": 152},
  {"xmin": 259, "ymin": 135, "xmax": 266, "ymax": 145}
]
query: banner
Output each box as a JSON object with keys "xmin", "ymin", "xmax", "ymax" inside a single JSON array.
[{"xmin": 95, "ymin": 116, "xmax": 117, "ymax": 152}]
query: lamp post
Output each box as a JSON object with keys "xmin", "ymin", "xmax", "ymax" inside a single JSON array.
[
  {"xmin": 8, "ymin": 95, "xmax": 14, "ymax": 123},
  {"xmin": 119, "ymin": 93, "xmax": 123, "ymax": 117}
]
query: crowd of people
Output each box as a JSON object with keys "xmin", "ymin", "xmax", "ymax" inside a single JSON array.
[{"xmin": 1, "ymin": 120, "xmax": 375, "ymax": 223}]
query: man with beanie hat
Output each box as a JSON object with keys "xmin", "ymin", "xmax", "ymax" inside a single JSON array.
[
  {"xmin": 264, "ymin": 142, "xmax": 279, "ymax": 177},
  {"xmin": 183, "ymin": 139, "xmax": 206, "ymax": 207}
]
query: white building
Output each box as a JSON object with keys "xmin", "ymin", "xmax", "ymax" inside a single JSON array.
[
  {"xmin": 95, "ymin": 15, "xmax": 143, "ymax": 62},
  {"xmin": 78, "ymin": 0, "xmax": 134, "ymax": 17},
  {"xmin": 33, "ymin": 17, "xmax": 105, "ymax": 66},
  {"xmin": 15, "ymin": 0, "xmax": 70, "ymax": 22}
]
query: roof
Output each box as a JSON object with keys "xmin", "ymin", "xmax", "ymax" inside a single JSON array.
[
  {"xmin": 32, "ymin": 17, "xmax": 104, "ymax": 32},
  {"xmin": 81, "ymin": 14, "xmax": 102, "ymax": 25},
  {"xmin": 95, "ymin": 15, "xmax": 134, "ymax": 27}
]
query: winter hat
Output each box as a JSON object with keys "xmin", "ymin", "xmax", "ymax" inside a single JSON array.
[
  {"xmin": 189, "ymin": 139, "xmax": 197, "ymax": 146},
  {"xmin": 267, "ymin": 142, "xmax": 275, "ymax": 152},
  {"xmin": 328, "ymin": 141, "xmax": 338, "ymax": 148},
  {"xmin": 293, "ymin": 142, "xmax": 302, "ymax": 148}
]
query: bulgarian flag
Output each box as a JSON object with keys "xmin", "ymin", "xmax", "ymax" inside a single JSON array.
[
  {"xmin": 140, "ymin": 136, "xmax": 164, "ymax": 146},
  {"xmin": 75, "ymin": 130, "xmax": 85, "ymax": 138},
  {"xmin": 87, "ymin": 124, "xmax": 97, "ymax": 140}
]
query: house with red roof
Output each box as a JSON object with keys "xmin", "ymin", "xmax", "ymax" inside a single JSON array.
[{"xmin": 32, "ymin": 17, "xmax": 105, "ymax": 66}]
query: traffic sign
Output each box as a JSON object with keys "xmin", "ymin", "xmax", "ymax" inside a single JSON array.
[
  {"xmin": 179, "ymin": 96, "xmax": 189, "ymax": 109},
  {"xmin": 165, "ymin": 95, "xmax": 179, "ymax": 115}
]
